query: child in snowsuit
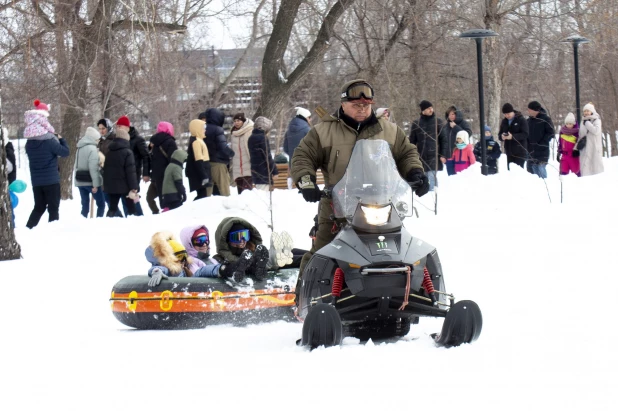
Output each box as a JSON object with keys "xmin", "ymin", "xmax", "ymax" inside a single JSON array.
[
  {"xmin": 161, "ymin": 149, "xmax": 188, "ymax": 211},
  {"xmin": 449, "ymin": 130, "xmax": 476, "ymax": 173},
  {"xmin": 557, "ymin": 112, "xmax": 580, "ymax": 177},
  {"xmin": 474, "ymin": 125, "xmax": 502, "ymax": 174}
]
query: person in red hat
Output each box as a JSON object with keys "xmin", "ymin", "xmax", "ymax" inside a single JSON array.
[{"xmin": 115, "ymin": 115, "xmax": 149, "ymax": 216}]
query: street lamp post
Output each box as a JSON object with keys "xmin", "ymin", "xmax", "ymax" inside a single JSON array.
[
  {"xmin": 459, "ymin": 29, "xmax": 498, "ymax": 176},
  {"xmin": 561, "ymin": 35, "xmax": 590, "ymax": 124}
]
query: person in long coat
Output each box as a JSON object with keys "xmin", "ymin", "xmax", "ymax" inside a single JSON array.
[
  {"xmin": 576, "ymin": 103, "xmax": 604, "ymax": 176},
  {"xmin": 103, "ymin": 129, "xmax": 138, "ymax": 217},
  {"xmin": 248, "ymin": 116, "xmax": 278, "ymax": 191},
  {"xmin": 230, "ymin": 113, "xmax": 255, "ymax": 194}
]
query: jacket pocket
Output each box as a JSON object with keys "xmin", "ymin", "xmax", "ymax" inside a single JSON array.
[{"xmin": 331, "ymin": 149, "xmax": 340, "ymax": 175}]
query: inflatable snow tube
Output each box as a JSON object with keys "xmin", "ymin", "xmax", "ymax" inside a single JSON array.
[{"xmin": 110, "ymin": 269, "xmax": 299, "ymax": 330}]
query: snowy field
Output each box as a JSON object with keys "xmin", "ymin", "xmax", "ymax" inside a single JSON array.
[{"xmin": 2, "ymin": 151, "xmax": 617, "ymax": 410}]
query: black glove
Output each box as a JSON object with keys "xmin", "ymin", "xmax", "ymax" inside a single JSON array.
[
  {"xmin": 576, "ymin": 137, "xmax": 587, "ymax": 151},
  {"xmin": 297, "ymin": 175, "xmax": 322, "ymax": 203},
  {"xmin": 572, "ymin": 149, "xmax": 580, "ymax": 158},
  {"xmin": 406, "ymin": 168, "xmax": 430, "ymax": 198},
  {"xmin": 556, "ymin": 152, "xmax": 562, "ymax": 163}
]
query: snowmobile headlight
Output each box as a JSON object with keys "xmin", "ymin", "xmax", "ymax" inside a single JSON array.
[{"xmin": 361, "ymin": 204, "xmax": 391, "ymax": 226}]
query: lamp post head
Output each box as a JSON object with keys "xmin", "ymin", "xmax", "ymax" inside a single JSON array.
[
  {"xmin": 458, "ymin": 29, "xmax": 499, "ymax": 40},
  {"xmin": 561, "ymin": 35, "xmax": 590, "ymax": 46}
]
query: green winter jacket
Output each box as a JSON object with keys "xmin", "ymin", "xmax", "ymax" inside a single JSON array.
[
  {"xmin": 291, "ymin": 110, "xmax": 423, "ymax": 186},
  {"xmin": 162, "ymin": 149, "xmax": 188, "ymax": 196},
  {"xmin": 213, "ymin": 217, "xmax": 263, "ymax": 263}
]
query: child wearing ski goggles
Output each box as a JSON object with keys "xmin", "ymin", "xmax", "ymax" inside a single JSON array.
[{"xmin": 192, "ymin": 235, "xmax": 209, "ymax": 247}]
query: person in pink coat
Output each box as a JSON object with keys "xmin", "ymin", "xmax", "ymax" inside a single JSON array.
[
  {"xmin": 556, "ymin": 112, "xmax": 580, "ymax": 177},
  {"xmin": 449, "ymin": 130, "xmax": 476, "ymax": 173}
]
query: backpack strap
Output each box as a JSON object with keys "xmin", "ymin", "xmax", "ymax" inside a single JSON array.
[{"xmin": 159, "ymin": 146, "xmax": 169, "ymax": 159}]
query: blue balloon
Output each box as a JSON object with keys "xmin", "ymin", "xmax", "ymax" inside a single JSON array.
[
  {"xmin": 9, "ymin": 180, "xmax": 27, "ymax": 194},
  {"xmin": 10, "ymin": 190, "xmax": 18, "ymax": 208}
]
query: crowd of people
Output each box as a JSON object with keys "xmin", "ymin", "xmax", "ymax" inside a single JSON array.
[{"xmin": 6, "ymin": 84, "xmax": 607, "ymax": 230}]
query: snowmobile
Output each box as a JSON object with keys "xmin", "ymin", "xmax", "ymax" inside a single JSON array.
[{"xmin": 297, "ymin": 139, "xmax": 482, "ymax": 348}]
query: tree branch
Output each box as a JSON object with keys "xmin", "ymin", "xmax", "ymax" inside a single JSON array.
[
  {"xmin": 110, "ymin": 19, "xmax": 187, "ymax": 33},
  {"xmin": 0, "ymin": 30, "xmax": 49, "ymax": 65}
]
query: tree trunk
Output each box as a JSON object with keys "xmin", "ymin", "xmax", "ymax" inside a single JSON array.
[
  {"xmin": 0, "ymin": 87, "xmax": 22, "ymax": 261},
  {"xmin": 255, "ymin": 0, "xmax": 355, "ymax": 120}
]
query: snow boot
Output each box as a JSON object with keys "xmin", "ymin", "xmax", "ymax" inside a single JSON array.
[
  {"xmin": 219, "ymin": 250, "xmax": 253, "ymax": 282},
  {"xmin": 249, "ymin": 244, "xmax": 269, "ymax": 281}
]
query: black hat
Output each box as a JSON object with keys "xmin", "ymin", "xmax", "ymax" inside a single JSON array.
[
  {"xmin": 420, "ymin": 100, "xmax": 433, "ymax": 111},
  {"xmin": 229, "ymin": 223, "xmax": 246, "ymax": 233},
  {"xmin": 198, "ymin": 111, "xmax": 207, "ymax": 120},
  {"xmin": 501, "ymin": 103, "xmax": 514, "ymax": 114},
  {"xmin": 527, "ymin": 101, "xmax": 542, "ymax": 111},
  {"xmin": 233, "ymin": 112, "xmax": 246, "ymax": 122}
]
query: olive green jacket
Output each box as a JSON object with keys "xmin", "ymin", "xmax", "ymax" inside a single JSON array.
[
  {"xmin": 291, "ymin": 111, "xmax": 423, "ymax": 186},
  {"xmin": 213, "ymin": 217, "xmax": 263, "ymax": 263}
]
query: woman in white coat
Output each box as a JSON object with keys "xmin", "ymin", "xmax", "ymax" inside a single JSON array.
[
  {"xmin": 230, "ymin": 113, "xmax": 255, "ymax": 194},
  {"xmin": 576, "ymin": 103, "xmax": 604, "ymax": 176}
]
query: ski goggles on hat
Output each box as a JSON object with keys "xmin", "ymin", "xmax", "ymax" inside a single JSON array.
[
  {"xmin": 341, "ymin": 83, "xmax": 374, "ymax": 102},
  {"xmin": 229, "ymin": 229, "xmax": 250, "ymax": 244},
  {"xmin": 192, "ymin": 235, "xmax": 209, "ymax": 247}
]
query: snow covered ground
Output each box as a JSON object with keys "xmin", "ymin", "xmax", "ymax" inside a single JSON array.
[{"xmin": 2, "ymin": 152, "xmax": 617, "ymax": 410}]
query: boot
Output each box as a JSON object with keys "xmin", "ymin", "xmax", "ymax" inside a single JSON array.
[
  {"xmin": 249, "ymin": 244, "xmax": 269, "ymax": 281},
  {"xmin": 219, "ymin": 250, "xmax": 253, "ymax": 282}
]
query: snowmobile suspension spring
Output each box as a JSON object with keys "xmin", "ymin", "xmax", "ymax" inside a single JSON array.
[
  {"xmin": 332, "ymin": 268, "xmax": 344, "ymax": 297},
  {"xmin": 423, "ymin": 267, "xmax": 437, "ymax": 303}
]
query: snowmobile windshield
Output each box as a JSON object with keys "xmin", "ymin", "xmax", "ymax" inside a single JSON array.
[{"xmin": 332, "ymin": 139, "xmax": 413, "ymax": 221}]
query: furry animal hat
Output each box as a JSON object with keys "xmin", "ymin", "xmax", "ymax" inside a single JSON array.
[{"xmin": 150, "ymin": 231, "xmax": 192, "ymax": 276}]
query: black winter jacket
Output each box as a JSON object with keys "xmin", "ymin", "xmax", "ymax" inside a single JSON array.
[
  {"xmin": 527, "ymin": 108, "xmax": 555, "ymax": 162},
  {"xmin": 499, "ymin": 111, "xmax": 529, "ymax": 160},
  {"xmin": 409, "ymin": 114, "xmax": 448, "ymax": 171},
  {"xmin": 6, "ymin": 141, "xmax": 16, "ymax": 184},
  {"xmin": 103, "ymin": 139, "xmax": 138, "ymax": 194},
  {"xmin": 248, "ymin": 129, "xmax": 278, "ymax": 185},
  {"xmin": 444, "ymin": 108, "xmax": 473, "ymax": 159},
  {"xmin": 474, "ymin": 136, "xmax": 502, "ymax": 174},
  {"xmin": 204, "ymin": 108, "xmax": 235, "ymax": 165},
  {"xmin": 149, "ymin": 132, "xmax": 177, "ymax": 183},
  {"xmin": 129, "ymin": 127, "xmax": 151, "ymax": 182}
]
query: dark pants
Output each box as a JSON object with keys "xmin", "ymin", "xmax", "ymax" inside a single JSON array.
[
  {"xmin": 122, "ymin": 197, "xmax": 143, "ymax": 216},
  {"xmin": 78, "ymin": 186, "xmax": 106, "ymax": 218},
  {"xmin": 506, "ymin": 155, "xmax": 526, "ymax": 170},
  {"xmin": 26, "ymin": 183, "xmax": 61, "ymax": 229},
  {"xmin": 165, "ymin": 200, "xmax": 183, "ymax": 211},
  {"xmin": 235, "ymin": 176, "xmax": 253, "ymax": 195},
  {"xmin": 194, "ymin": 187, "xmax": 209, "ymax": 200},
  {"xmin": 146, "ymin": 182, "xmax": 159, "ymax": 214},
  {"xmin": 107, "ymin": 194, "xmax": 136, "ymax": 217},
  {"xmin": 103, "ymin": 191, "xmax": 123, "ymax": 217},
  {"xmin": 296, "ymin": 198, "xmax": 342, "ymax": 301}
]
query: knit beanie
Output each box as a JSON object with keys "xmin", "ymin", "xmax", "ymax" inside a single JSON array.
[
  {"xmin": 33, "ymin": 99, "xmax": 50, "ymax": 113},
  {"xmin": 456, "ymin": 130, "xmax": 469, "ymax": 145},
  {"xmin": 233, "ymin": 113, "xmax": 246, "ymax": 122},
  {"xmin": 254, "ymin": 116, "xmax": 273, "ymax": 132},
  {"xmin": 116, "ymin": 115, "xmax": 130, "ymax": 128},
  {"xmin": 527, "ymin": 101, "xmax": 542, "ymax": 112},
  {"xmin": 156, "ymin": 121, "xmax": 174, "ymax": 136},
  {"xmin": 115, "ymin": 129, "xmax": 130, "ymax": 141},
  {"xmin": 84, "ymin": 126, "xmax": 100, "ymax": 142},
  {"xmin": 564, "ymin": 112, "xmax": 576, "ymax": 125},
  {"xmin": 192, "ymin": 227, "xmax": 209, "ymax": 241},
  {"xmin": 502, "ymin": 103, "xmax": 514, "ymax": 114},
  {"xmin": 419, "ymin": 100, "xmax": 433, "ymax": 112},
  {"xmin": 484, "ymin": 125, "xmax": 491, "ymax": 133},
  {"xmin": 230, "ymin": 223, "xmax": 246, "ymax": 234},
  {"xmin": 295, "ymin": 107, "xmax": 311, "ymax": 119},
  {"xmin": 583, "ymin": 103, "xmax": 596, "ymax": 114}
]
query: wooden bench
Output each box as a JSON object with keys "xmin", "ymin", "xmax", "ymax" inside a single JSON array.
[{"xmin": 273, "ymin": 163, "xmax": 325, "ymax": 190}]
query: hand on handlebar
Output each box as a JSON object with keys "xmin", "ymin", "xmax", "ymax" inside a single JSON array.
[
  {"xmin": 297, "ymin": 175, "xmax": 322, "ymax": 203},
  {"xmin": 406, "ymin": 168, "xmax": 430, "ymax": 197}
]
